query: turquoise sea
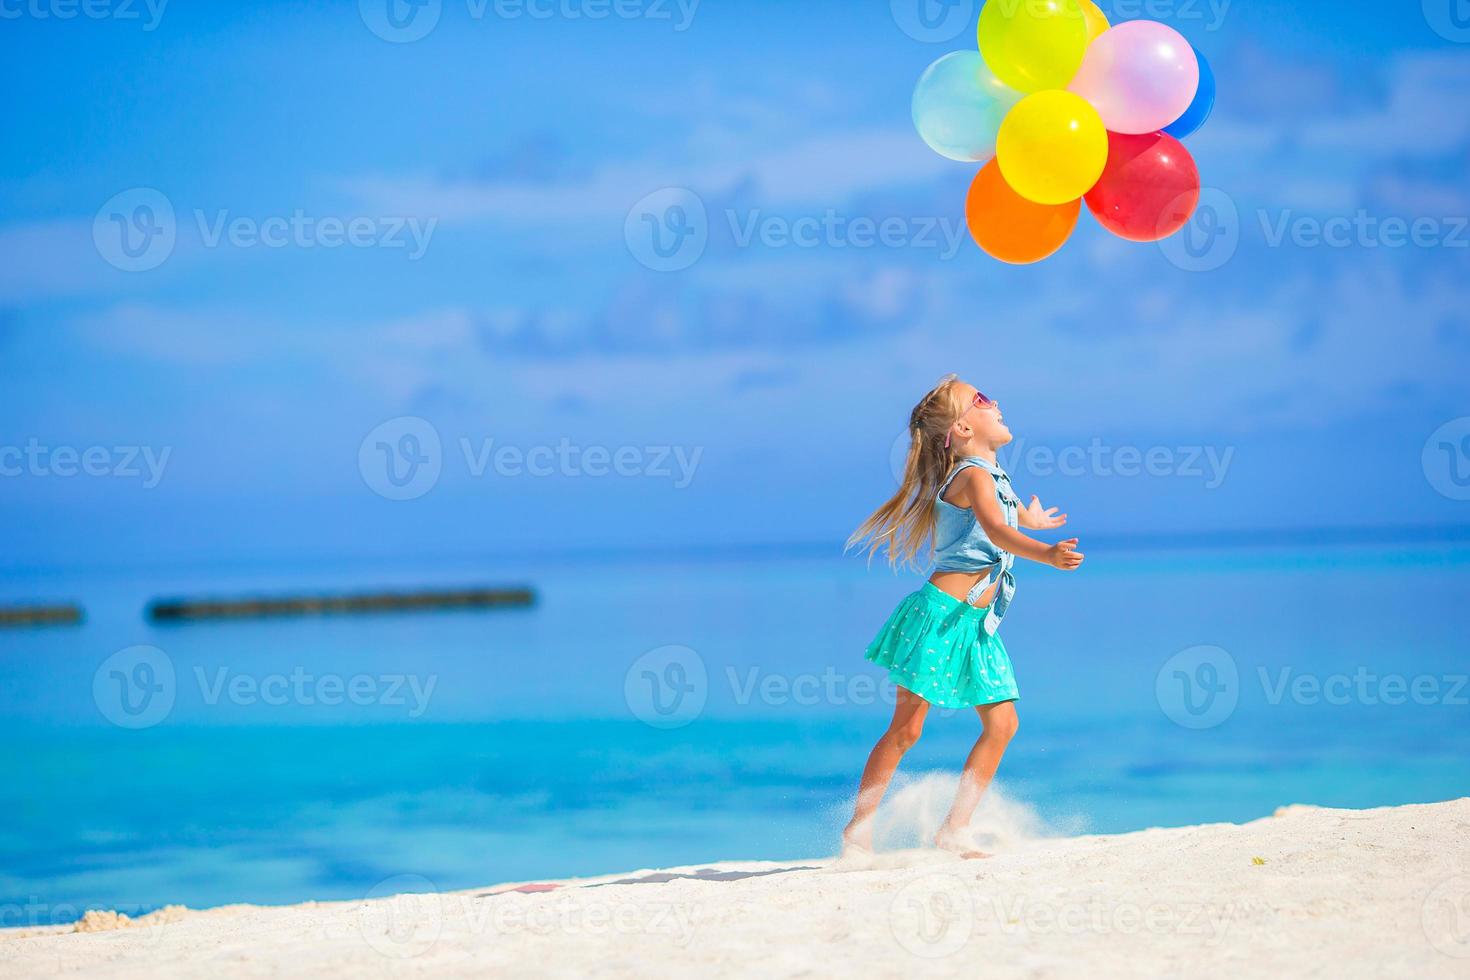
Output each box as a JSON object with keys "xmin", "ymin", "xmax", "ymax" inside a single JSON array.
[{"xmin": 3, "ymin": 540, "xmax": 1468, "ymax": 926}]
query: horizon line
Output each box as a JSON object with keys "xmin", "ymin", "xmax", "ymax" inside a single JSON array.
[{"xmin": 2, "ymin": 522, "xmax": 1467, "ymax": 580}]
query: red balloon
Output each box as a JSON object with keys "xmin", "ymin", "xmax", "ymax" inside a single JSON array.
[{"xmin": 1084, "ymin": 131, "xmax": 1200, "ymax": 242}]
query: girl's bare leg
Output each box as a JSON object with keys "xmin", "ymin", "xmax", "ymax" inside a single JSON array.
[
  {"xmin": 841, "ymin": 687, "xmax": 930, "ymax": 853},
  {"xmin": 935, "ymin": 700, "xmax": 1019, "ymax": 859}
]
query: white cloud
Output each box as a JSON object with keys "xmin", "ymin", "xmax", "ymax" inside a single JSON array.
[
  {"xmin": 1301, "ymin": 52, "xmax": 1470, "ymax": 157},
  {"xmin": 0, "ymin": 219, "xmax": 113, "ymax": 303},
  {"xmin": 338, "ymin": 127, "xmax": 950, "ymax": 226}
]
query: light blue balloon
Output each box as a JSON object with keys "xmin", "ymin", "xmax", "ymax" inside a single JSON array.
[
  {"xmin": 912, "ymin": 51, "xmax": 1021, "ymax": 163},
  {"xmin": 1163, "ymin": 46, "xmax": 1215, "ymax": 140}
]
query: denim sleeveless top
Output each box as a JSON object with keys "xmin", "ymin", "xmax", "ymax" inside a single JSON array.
[{"xmin": 933, "ymin": 456, "xmax": 1020, "ymax": 634}]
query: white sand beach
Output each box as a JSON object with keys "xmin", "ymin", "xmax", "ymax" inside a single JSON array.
[{"xmin": 5, "ymin": 798, "xmax": 1468, "ymax": 979}]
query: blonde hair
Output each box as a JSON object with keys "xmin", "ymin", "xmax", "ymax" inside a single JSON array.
[{"xmin": 847, "ymin": 374, "xmax": 970, "ymax": 569}]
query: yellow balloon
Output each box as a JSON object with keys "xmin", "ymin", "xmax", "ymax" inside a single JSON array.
[
  {"xmin": 996, "ymin": 91, "xmax": 1109, "ymax": 205},
  {"xmin": 1079, "ymin": 0, "xmax": 1109, "ymax": 43},
  {"xmin": 977, "ymin": 0, "xmax": 1090, "ymax": 93}
]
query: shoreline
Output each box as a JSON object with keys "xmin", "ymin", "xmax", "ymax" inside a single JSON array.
[{"xmin": 5, "ymin": 798, "xmax": 1468, "ymax": 977}]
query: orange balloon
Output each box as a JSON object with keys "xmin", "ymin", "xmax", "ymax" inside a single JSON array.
[{"xmin": 965, "ymin": 160, "xmax": 1080, "ymax": 264}]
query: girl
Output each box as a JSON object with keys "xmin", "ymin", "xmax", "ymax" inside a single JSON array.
[{"xmin": 842, "ymin": 376, "xmax": 1082, "ymax": 859}]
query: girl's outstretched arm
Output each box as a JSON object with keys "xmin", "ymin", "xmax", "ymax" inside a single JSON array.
[{"xmin": 958, "ymin": 468, "xmax": 1084, "ymax": 571}]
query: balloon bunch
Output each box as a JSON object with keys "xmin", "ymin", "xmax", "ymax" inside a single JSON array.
[{"xmin": 912, "ymin": 0, "xmax": 1215, "ymax": 264}]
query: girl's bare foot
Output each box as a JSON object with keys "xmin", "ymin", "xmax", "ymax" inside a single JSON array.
[
  {"xmin": 841, "ymin": 820, "xmax": 874, "ymax": 859},
  {"xmin": 934, "ymin": 824, "xmax": 991, "ymax": 860}
]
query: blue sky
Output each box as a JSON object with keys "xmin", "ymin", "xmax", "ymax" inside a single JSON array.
[{"xmin": 2, "ymin": 0, "xmax": 1469, "ymax": 569}]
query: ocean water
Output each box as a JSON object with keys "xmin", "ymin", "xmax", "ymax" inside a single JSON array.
[{"xmin": 2, "ymin": 541, "xmax": 1468, "ymax": 926}]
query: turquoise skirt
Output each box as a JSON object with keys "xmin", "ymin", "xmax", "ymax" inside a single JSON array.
[{"xmin": 865, "ymin": 582, "xmax": 1019, "ymax": 709}]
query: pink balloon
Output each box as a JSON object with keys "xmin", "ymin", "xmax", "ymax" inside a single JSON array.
[{"xmin": 1069, "ymin": 21, "xmax": 1199, "ymax": 135}]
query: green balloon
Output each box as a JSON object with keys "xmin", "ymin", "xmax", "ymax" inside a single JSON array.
[
  {"xmin": 978, "ymin": 0, "xmax": 1090, "ymax": 94},
  {"xmin": 912, "ymin": 51, "xmax": 1022, "ymax": 163}
]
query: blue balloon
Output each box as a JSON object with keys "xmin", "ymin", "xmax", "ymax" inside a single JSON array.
[
  {"xmin": 1163, "ymin": 46, "xmax": 1215, "ymax": 140},
  {"xmin": 912, "ymin": 51, "xmax": 1021, "ymax": 163}
]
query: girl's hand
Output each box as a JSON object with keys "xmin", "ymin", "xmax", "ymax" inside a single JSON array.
[
  {"xmin": 1020, "ymin": 495, "xmax": 1067, "ymax": 530},
  {"xmin": 1046, "ymin": 538, "xmax": 1084, "ymax": 570}
]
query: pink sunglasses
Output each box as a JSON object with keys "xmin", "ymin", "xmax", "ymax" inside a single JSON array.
[{"xmin": 944, "ymin": 391, "xmax": 994, "ymax": 449}]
